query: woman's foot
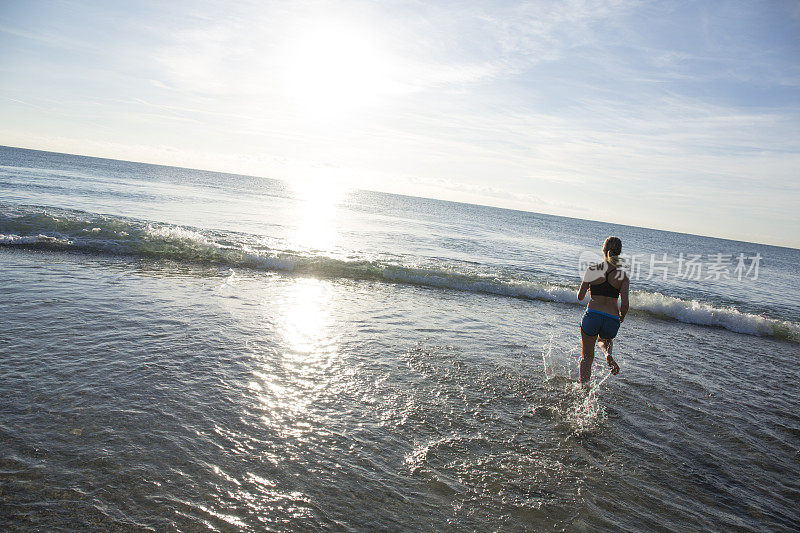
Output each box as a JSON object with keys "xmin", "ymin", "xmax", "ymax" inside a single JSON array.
[{"xmin": 606, "ymin": 354, "xmax": 620, "ymax": 375}]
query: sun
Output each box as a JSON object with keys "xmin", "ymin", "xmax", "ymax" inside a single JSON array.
[{"xmin": 278, "ymin": 18, "xmax": 394, "ymax": 119}]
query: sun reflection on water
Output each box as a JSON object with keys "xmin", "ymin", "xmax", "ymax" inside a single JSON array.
[
  {"xmin": 279, "ymin": 277, "xmax": 336, "ymax": 358},
  {"xmin": 235, "ymin": 270, "xmax": 346, "ymax": 522},
  {"xmin": 249, "ymin": 277, "xmax": 340, "ymax": 441}
]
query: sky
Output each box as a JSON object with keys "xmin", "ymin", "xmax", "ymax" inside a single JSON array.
[{"xmin": 1, "ymin": 0, "xmax": 799, "ymax": 247}]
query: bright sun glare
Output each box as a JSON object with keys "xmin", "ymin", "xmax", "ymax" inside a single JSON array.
[
  {"xmin": 289, "ymin": 170, "xmax": 349, "ymax": 252},
  {"xmin": 280, "ymin": 19, "xmax": 394, "ymax": 118}
]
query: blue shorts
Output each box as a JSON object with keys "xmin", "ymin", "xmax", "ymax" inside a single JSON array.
[{"xmin": 580, "ymin": 309, "xmax": 620, "ymax": 339}]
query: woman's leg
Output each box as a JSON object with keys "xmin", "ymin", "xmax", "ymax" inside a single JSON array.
[
  {"xmin": 598, "ymin": 338, "xmax": 620, "ymax": 375},
  {"xmin": 579, "ymin": 329, "xmax": 597, "ymax": 383}
]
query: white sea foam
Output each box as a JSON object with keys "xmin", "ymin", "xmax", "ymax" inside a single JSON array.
[
  {"xmin": 251, "ymin": 254, "xmax": 296, "ymax": 272},
  {"xmin": 145, "ymin": 224, "xmax": 214, "ymax": 245},
  {"xmin": 0, "ymin": 233, "xmax": 71, "ymax": 245},
  {"xmin": 630, "ymin": 291, "xmax": 800, "ymax": 341}
]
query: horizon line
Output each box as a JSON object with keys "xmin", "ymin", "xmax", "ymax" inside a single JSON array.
[{"xmin": 2, "ymin": 143, "xmax": 796, "ymax": 252}]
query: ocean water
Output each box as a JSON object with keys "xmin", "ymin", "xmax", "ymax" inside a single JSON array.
[{"xmin": 1, "ymin": 145, "xmax": 798, "ymax": 531}]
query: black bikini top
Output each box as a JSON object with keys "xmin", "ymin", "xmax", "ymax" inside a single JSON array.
[{"xmin": 590, "ymin": 265, "xmax": 620, "ymax": 298}]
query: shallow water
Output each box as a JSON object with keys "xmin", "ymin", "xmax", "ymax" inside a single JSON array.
[{"xmin": 1, "ymin": 146, "xmax": 799, "ymax": 531}]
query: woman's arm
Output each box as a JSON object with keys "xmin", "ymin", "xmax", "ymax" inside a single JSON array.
[
  {"xmin": 579, "ymin": 265, "xmax": 600, "ymax": 300},
  {"xmin": 577, "ymin": 281, "xmax": 590, "ymax": 301},
  {"xmin": 619, "ymin": 276, "xmax": 630, "ymax": 322}
]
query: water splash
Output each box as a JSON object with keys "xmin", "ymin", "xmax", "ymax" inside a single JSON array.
[
  {"xmin": 541, "ymin": 331, "xmax": 578, "ymax": 382},
  {"xmin": 567, "ymin": 370, "xmax": 612, "ymax": 435},
  {"xmin": 538, "ymin": 335, "xmax": 609, "ymax": 434}
]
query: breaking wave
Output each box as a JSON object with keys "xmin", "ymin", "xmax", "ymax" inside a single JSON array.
[{"xmin": 2, "ymin": 204, "xmax": 798, "ymax": 343}]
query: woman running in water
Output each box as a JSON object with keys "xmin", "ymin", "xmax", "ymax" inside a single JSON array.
[{"xmin": 577, "ymin": 236, "xmax": 629, "ymax": 384}]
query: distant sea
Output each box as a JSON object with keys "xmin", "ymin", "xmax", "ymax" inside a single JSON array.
[{"xmin": 2, "ymin": 145, "xmax": 798, "ymax": 531}]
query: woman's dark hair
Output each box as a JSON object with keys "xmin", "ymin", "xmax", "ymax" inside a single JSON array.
[{"xmin": 603, "ymin": 236, "xmax": 622, "ymax": 265}]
